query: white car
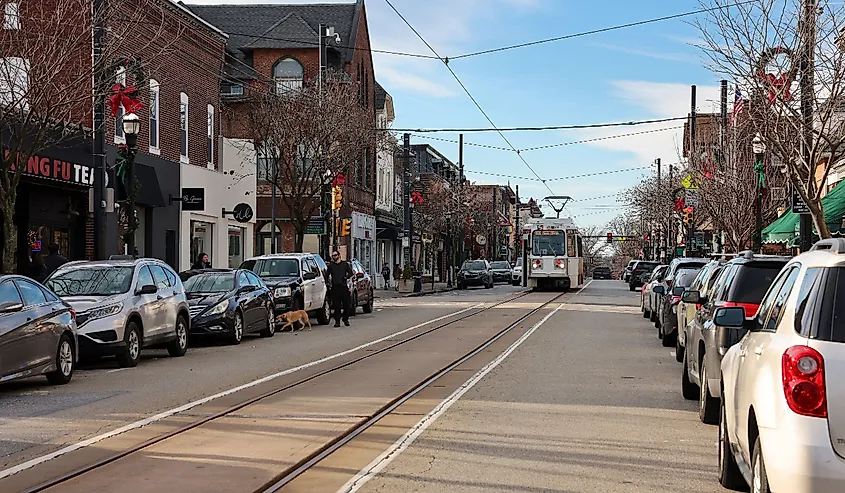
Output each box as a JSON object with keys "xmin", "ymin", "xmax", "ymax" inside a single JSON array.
[
  {"xmin": 717, "ymin": 238, "xmax": 845, "ymax": 493},
  {"xmin": 512, "ymin": 261, "xmax": 523, "ymax": 286}
]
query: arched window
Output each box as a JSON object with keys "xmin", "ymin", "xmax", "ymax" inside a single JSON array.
[{"xmin": 273, "ymin": 58, "xmax": 303, "ymax": 94}]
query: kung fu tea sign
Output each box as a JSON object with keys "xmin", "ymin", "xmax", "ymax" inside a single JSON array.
[{"xmin": 6, "ymin": 150, "xmax": 95, "ymax": 187}]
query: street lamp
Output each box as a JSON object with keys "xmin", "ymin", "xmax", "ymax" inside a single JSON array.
[
  {"xmin": 122, "ymin": 112, "xmax": 140, "ymax": 257},
  {"xmin": 752, "ymin": 133, "xmax": 766, "ymax": 253},
  {"xmin": 445, "ymin": 212, "xmax": 453, "ymax": 288}
]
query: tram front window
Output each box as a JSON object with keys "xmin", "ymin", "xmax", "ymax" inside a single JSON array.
[{"xmin": 532, "ymin": 230, "xmax": 566, "ymax": 256}]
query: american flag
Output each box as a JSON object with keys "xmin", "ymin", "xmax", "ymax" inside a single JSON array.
[{"xmin": 730, "ymin": 87, "xmax": 745, "ymax": 127}]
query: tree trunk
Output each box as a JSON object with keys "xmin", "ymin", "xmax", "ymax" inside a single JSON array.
[
  {"xmin": 293, "ymin": 219, "xmax": 306, "ymax": 253},
  {"xmin": 807, "ymin": 197, "xmax": 832, "ymax": 240},
  {"xmin": 2, "ymin": 206, "xmax": 17, "ymax": 274}
]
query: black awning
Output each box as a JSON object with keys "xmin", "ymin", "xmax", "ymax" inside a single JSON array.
[
  {"xmin": 377, "ymin": 225, "xmax": 400, "ymax": 240},
  {"xmin": 134, "ymin": 163, "xmax": 165, "ymax": 207}
]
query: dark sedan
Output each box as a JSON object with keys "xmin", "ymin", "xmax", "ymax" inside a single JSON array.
[
  {"xmin": 592, "ymin": 266, "xmax": 612, "ymax": 279},
  {"xmin": 180, "ymin": 269, "xmax": 274, "ymax": 345},
  {"xmin": 457, "ymin": 260, "xmax": 494, "ymax": 289},
  {"xmin": 489, "ymin": 261, "xmax": 513, "ymax": 283},
  {"xmin": 628, "ymin": 261, "xmax": 660, "ymax": 291},
  {"xmin": 0, "ymin": 275, "xmax": 78, "ymax": 385}
]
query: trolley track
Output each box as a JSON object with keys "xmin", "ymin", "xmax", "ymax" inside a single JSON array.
[{"xmin": 14, "ymin": 289, "xmax": 558, "ymax": 493}]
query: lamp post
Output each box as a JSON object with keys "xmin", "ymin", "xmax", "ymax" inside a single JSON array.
[
  {"xmin": 446, "ymin": 212, "xmax": 453, "ymax": 288},
  {"xmin": 752, "ymin": 133, "xmax": 766, "ymax": 253},
  {"xmin": 122, "ymin": 113, "xmax": 141, "ymax": 257}
]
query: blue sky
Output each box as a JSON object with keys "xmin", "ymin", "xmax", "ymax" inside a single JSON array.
[{"xmin": 190, "ymin": 0, "xmax": 725, "ymax": 226}]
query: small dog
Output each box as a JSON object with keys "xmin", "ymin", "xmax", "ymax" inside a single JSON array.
[{"xmin": 276, "ymin": 310, "xmax": 312, "ymax": 332}]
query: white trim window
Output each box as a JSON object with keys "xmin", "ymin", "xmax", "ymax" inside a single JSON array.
[
  {"xmin": 207, "ymin": 104, "xmax": 214, "ymax": 168},
  {"xmin": 273, "ymin": 58, "xmax": 303, "ymax": 94},
  {"xmin": 114, "ymin": 67, "xmax": 126, "ymax": 144},
  {"xmin": 0, "ymin": 56, "xmax": 28, "ymax": 110},
  {"xmin": 180, "ymin": 92, "xmax": 189, "ymax": 163},
  {"xmin": 148, "ymin": 79, "xmax": 159, "ymax": 154},
  {"xmin": 4, "ymin": 3, "xmax": 19, "ymax": 30}
]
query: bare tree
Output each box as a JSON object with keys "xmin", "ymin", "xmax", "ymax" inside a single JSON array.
[
  {"xmin": 242, "ymin": 74, "xmax": 379, "ymax": 252},
  {"xmin": 697, "ymin": 0, "xmax": 845, "ymax": 239}
]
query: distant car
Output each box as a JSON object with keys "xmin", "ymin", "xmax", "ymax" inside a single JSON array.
[
  {"xmin": 622, "ymin": 260, "xmax": 636, "ymax": 282},
  {"xmin": 0, "ymin": 275, "xmax": 78, "ymax": 385},
  {"xmin": 45, "ymin": 259, "xmax": 190, "ymax": 368},
  {"xmin": 592, "ymin": 266, "xmax": 612, "ymax": 280},
  {"xmin": 240, "ymin": 253, "xmax": 331, "ymax": 327},
  {"xmin": 717, "ymin": 239, "xmax": 845, "ymax": 492},
  {"xmin": 651, "ymin": 257, "xmax": 709, "ymax": 329},
  {"xmin": 180, "ymin": 269, "xmax": 275, "ymax": 344},
  {"xmin": 490, "ymin": 261, "xmax": 513, "ymax": 283},
  {"xmin": 349, "ymin": 259, "xmax": 374, "ymax": 315},
  {"xmin": 457, "ymin": 260, "xmax": 494, "ymax": 289},
  {"xmin": 629, "ymin": 261, "xmax": 660, "ymax": 291},
  {"xmin": 512, "ymin": 260, "xmax": 523, "ymax": 286},
  {"xmin": 641, "ymin": 265, "xmax": 668, "ymax": 317},
  {"xmin": 652, "ymin": 268, "xmax": 700, "ymax": 347}
]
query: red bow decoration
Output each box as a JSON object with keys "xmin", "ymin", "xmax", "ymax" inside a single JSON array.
[
  {"xmin": 107, "ymin": 84, "xmax": 144, "ymax": 117},
  {"xmin": 411, "ymin": 191, "xmax": 424, "ymax": 206},
  {"xmin": 673, "ymin": 198, "xmax": 686, "ymax": 211},
  {"xmin": 758, "ymin": 72, "xmax": 793, "ymax": 104},
  {"xmin": 331, "ymin": 173, "xmax": 346, "ymax": 187}
]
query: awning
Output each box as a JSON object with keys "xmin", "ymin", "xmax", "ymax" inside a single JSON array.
[
  {"xmin": 762, "ymin": 180, "xmax": 845, "ymax": 243},
  {"xmin": 762, "ymin": 210, "xmax": 798, "ymax": 244},
  {"xmin": 118, "ymin": 163, "xmax": 165, "ymax": 207}
]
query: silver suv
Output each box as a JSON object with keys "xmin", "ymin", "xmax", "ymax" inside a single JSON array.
[{"xmin": 45, "ymin": 259, "xmax": 190, "ymax": 367}]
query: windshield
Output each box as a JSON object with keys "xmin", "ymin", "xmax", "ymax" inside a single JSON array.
[
  {"xmin": 633, "ymin": 262, "xmax": 659, "ymax": 272},
  {"xmin": 183, "ymin": 273, "xmax": 235, "ymax": 293},
  {"xmin": 728, "ymin": 263, "xmax": 787, "ymax": 304},
  {"xmin": 244, "ymin": 259, "xmax": 300, "ymax": 278},
  {"xmin": 491, "ymin": 261, "xmax": 510, "ymax": 269},
  {"xmin": 462, "ymin": 261, "xmax": 487, "ymax": 270},
  {"xmin": 532, "ymin": 230, "xmax": 565, "ymax": 256},
  {"xmin": 46, "ymin": 267, "xmax": 134, "ymax": 297},
  {"xmin": 675, "ymin": 269, "xmax": 700, "ymax": 288}
]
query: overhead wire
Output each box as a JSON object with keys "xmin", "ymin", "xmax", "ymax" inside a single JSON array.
[{"xmin": 392, "ymin": 116, "xmax": 688, "ymax": 133}]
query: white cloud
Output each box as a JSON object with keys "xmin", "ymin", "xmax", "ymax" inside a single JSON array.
[{"xmin": 590, "ymin": 43, "xmax": 697, "ymax": 63}]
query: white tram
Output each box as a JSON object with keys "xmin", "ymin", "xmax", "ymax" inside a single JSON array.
[{"xmin": 524, "ymin": 217, "xmax": 585, "ymax": 291}]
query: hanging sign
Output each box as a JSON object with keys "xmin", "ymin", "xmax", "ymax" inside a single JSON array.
[{"xmin": 792, "ymin": 186, "xmax": 811, "ymax": 215}]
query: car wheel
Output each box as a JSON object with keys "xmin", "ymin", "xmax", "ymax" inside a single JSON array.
[
  {"xmin": 681, "ymin": 351, "xmax": 698, "ymax": 400},
  {"xmin": 350, "ymin": 292, "xmax": 358, "ymax": 317},
  {"xmin": 260, "ymin": 307, "xmax": 275, "ymax": 338},
  {"xmin": 751, "ymin": 435, "xmax": 770, "ymax": 493},
  {"xmin": 675, "ymin": 333, "xmax": 684, "ymax": 363},
  {"xmin": 117, "ymin": 322, "xmax": 141, "ymax": 368},
  {"xmin": 167, "ymin": 315, "xmax": 189, "ymax": 357},
  {"xmin": 629, "ymin": 284, "xmax": 635, "ymax": 291},
  {"xmin": 363, "ymin": 290, "xmax": 374, "ymax": 314},
  {"xmin": 317, "ymin": 298, "xmax": 330, "ymax": 325},
  {"xmin": 719, "ymin": 398, "xmax": 747, "ymax": 490},
  {"xmin": 228, "ymin": 311, "xmax": 244, "ymax": 344},
  {"xmin": 699, "ymin": 358, "xmax": 719, "ymax": 425},
  {"xmin": 643, "ymin": 308, "xmax": 650, "ymax": 319},
  {"xmin": 661, "ymin": 312, "xmax": 675, "ymax": 347},
  {"xmin": 46, "ymin": 334, "xmax": 75, "ymax": 385}
]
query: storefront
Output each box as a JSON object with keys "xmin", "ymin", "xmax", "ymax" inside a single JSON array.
[
  {"xmin": 351, "ymin": 211, "xmax": 376, "ymax": 276},
  {"xmin": 179, "ymin": 139, "xmax": 256, "ymax": 269}
]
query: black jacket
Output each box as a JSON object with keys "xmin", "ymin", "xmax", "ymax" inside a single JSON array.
[
  {"xmin": 44, "ymin": 254, "xmax": 68, "ymax": 276},
  {"xmin": 326, "ymin": 261, "xmax": 353, "ymax": 288}
]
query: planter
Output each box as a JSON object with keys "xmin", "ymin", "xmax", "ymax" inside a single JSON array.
[{"xmin": 398, "ymin": 279, "xmax": 413, "ymax": 293}]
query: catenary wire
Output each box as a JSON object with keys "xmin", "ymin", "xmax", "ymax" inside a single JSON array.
[{"xmin": 391, "ymin": 116, "xmax": 688, "ymax": 133}]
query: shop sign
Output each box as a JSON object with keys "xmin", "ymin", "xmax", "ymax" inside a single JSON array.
[
  {"xmin": 181, "ymin": 188, "xmax": 205, "ymax": 211},
  {"xmin": 232, "ymin": 203, "xmax": 253, "ymax": 223},
  {"xmin": 7, "ymin": 150, "xmax": 94, "ymax": 187},
  {"xmin": 305, "ymin": 217, "xmax": 325, "ymax": 235},
  {"xmin": 792, "ymin": 186, "xmax": 811, "ymax": 214}
]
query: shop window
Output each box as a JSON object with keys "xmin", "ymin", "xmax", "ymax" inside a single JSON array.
[
  {"xmin": 180, "ymin": 92, "xmax": 188, "ymax": 163},
  {"xmin": 207, "ymin": 104, "xmax": 214, "ymax": 168},
  {"xmin": 114, "ymin": 67, "xmax": 126, "ymax": 144},
  {"xmin": 4, "ymin": 3, "xmax": 19, "ymax": 30},
  {"xmin": 228, "ymin": 226, "xmax": 244, "ymax": 268},
  {"xmin": 149, "ymin": 79, "xmax": 159, "ymax": 153},
  {"xmin": 190, "ymin": 220, "xmax": 213, "ymax": 267}
]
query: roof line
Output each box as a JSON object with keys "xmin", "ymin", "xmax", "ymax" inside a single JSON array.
[{"xmin": 173, "ymin": 1, "xmax": 229, "ymax": 39}]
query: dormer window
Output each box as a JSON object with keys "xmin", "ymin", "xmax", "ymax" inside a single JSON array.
[{"xmin": 273, "ymin": 58, "xmax": 303, "ymax": 94}]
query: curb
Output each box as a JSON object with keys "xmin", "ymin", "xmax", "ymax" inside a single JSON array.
[{"xmin": 374, "ymin": 287, "xmax": 455, "ymax": 300}]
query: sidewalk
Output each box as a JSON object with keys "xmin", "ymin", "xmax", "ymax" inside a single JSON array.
[{"xmin": 373, "ymin": 281, "xmax": 453, "ymax": 299}]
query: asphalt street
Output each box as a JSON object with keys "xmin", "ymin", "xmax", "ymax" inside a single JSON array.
[
  {"xmin": 0, "ymin": 285, "xmax": 522, "ymax": 472},
  {"xmin": 344, "ymin": 280, "xmax": 723, "ymax": 493}
]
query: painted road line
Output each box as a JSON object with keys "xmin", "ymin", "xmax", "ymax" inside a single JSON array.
[
  {"xmin": 337, "ymin": 281, "xmax": 592, "ymax": 493},
  {"xmin": 0, "ymin": 304, "xmax": 483, "ymax": 480}
]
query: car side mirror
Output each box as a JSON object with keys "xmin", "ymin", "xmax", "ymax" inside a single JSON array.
[
  {"xmin": 652, "ymin": 285, "xmax": 665, "ymax": 294},
  {"xmin": 303, "ymin": 271, "xmax": 318, "ymax": 280},
  {"xmin": 682, "ymin": 290, "xmax": 701, "ymax": 304},
  {"xmin": 672, "ymin": 286, "xmax": 685, "ymax": 297},
  {"xmin": 356, "ymin": 272, "xmax": 364, "ymax": 279},
  {"xmin": 0, "ymin": 301, "xmax": 24, "ymax": 314},
  {"xmin": 136, "ymin": 284, "xmax": 157, "ymax": 295},
  {"xmin": 238, "ymin": 285, "xmax": 257, "ymax": 293},
  {"xmin": 714, "ymin": 306, "xmax": 746, "ymax": 328}
]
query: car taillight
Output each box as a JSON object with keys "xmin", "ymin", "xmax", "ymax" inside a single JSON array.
[
  {"xmin": 723, "ymin": 301, "xmax": 759, "ymax": 318},
  {"xmin": 69, "ymin": 309, "xmax": 76, "ymax": 320},
  {"xmin": 666, "ymin": 279, "xmax": 673, "ymax": 288},
  {"xmin": 782, "ymin": 346, "xmax": 827, "ymax": 418},
  {"xmin": 670, "ymin": 295, "xmax": 681, "ymax": 305}
]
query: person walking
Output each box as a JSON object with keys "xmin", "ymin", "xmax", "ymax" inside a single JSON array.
[
  {"xmin": 393, "ymin": 263, "xmax": 401, "ymax": 291},
  {"xmin": 326, "ymin": 250, "xmax": 353, "ymax": 327},
  {"xmin": 43, "ymin": 243, "xmax": 68, "ymax": 278},
  {"xmin": 192, "ymin": 253, "xmax": 211, "ymax": 270},
  {"xmin": 381, "ymin": 262, "xmax": 391, "ymax": 290},
  {"xmin": 28, "ymin": 251, "xmax": 48, "ymax": 283}
]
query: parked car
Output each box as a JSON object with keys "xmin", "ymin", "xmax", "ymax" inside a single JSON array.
[
  {"xmin": 681, "ymin": 251, "xmax": 790, "ymax": 424},
  {"xmin": 641, "ymin": 265, "xmax": 668, "ymax": 318},
  {"xmin": 45, "ymin": 259, "xmax": 190, "ymax": 368},
  {"xmin": 674, "ymin": 260, "xmax": 726, "ymax": 362},
  {"xmin": 717, "ymin": 239, "xmax": 845, "ymax": 492},
  {"xmin": 457, "ymin": 260, "xmax": 494, "ymax": 289},
  {"xmin": 592, "ymin": 266, "xmax": 612, "ymax": 280},
  {"xmin": 512, "ymin": 260, "xmax": 523, "ymax": 286},
  {"xmin": 240, "ymin": 253, "xmax": 331, "ymax": 327},
  {"xmin": 622, "ymin": 260, "xmax": 636, "ymax": 282},
  {"xmin": 179, "ymin": 269, "xmax": 274, "ymax": 344},
  {"xmin": 653, "ymin": 268, "xmax": 700, "ymax": 347},
  {"xmin": 0, "ymin": 275, "xmax": 78, "ymax": 385},
  {"xmin": 349, "ymin": 259, "xmax": 374, "ymax": 315},
  {"xmin": 651, "ymin": 257, "xmax": 709, "ymax": 325},
  {"xmin": 628, "ymin": 261, "xmax": 659, "ymax": 291},
  {"xmin": 490, "ymin": 261, "xmax": 513, "ymax": 284}
]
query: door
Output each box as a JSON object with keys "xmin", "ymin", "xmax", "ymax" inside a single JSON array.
[
  {"xmin": 149, "ymin": 264, "xmax": 178, "ymax": 337},
  {"xmin": 0, "ymin": 280, "xmax": 31, "ymax": 378},
  {"xmin": 237, "ymin": 271, "xmax": 258, "ymax": 328},
  {"xmin": 246, "ymin": 271, "xmax": 269, "ymax": 325},
  {"xmin": 306, "ymin": 258, "xmax": 324, "ymax": 310},
  {"xmin": 134, "ymin": 265, "xmax": 163, "ymax": 341},
  {"xmin": 300, "ymin": 259, "xmax": 314, "ymax": 310},
  {"xmin": 14, "ymin": 279, "xmax": 57, "ymax": 369}
]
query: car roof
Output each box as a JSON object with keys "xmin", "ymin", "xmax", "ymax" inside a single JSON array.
[
  {"xmin": 56, "ymin": 258, "xmax": 163, "ymax": 269},
  {"xmin": 245, "ymin": 253, "xmax": 315, "ymax": 261},
  {"xmin": 180, "ymin": 268, "xmax": 236, "ymax": 275}
]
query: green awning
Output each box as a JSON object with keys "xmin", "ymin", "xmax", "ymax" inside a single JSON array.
[
  {"xmin": 823, "ymin": 180, "xmax": 845, "ymax": 234},
  {"xmin": 762, "ymin": 210, "xmax": 798, "ymax": 244},
  {"xmin": 762, "ymin": 181, "xmax": 845, "ymax": 243}
]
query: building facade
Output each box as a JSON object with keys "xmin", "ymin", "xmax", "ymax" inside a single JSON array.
[{"xmin": 374, "ymin": 82, "xmax": 401, "ymax": 288}]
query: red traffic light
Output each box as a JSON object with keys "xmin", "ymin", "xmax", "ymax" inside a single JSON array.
[{"xmin": 607, "ymin": 233, "xmax": 613, "ymax": 243}]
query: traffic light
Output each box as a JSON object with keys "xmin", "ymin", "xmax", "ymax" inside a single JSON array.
[
  {"xmin": 332, "ymin": 186, "xmax": 343, "ymax": 210},
  {"xmin": 683, "ymin": 209, "xmax": 694, "ymax": 225},
  {"xmin": 340, "ymin": 218, "xmax": 351, "ymax": 237},
  {"xmin": 607, "ymin": 233, "xmax": 613, "ymax": 243}
]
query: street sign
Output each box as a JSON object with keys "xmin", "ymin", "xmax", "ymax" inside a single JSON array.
[
  {"xmin": 305, "ymin": 217, "xmax": 325, "ymax": 235},
  {"xmin": 792, "ymin": 186, "xmax": 811, "ymax": 215},
  {"xmin": 681, "ymin": 174, "xmax": 700, "ymax": 190},
  {"xmin": 685, "ymin": 189, "xmax": 699, "ymax": 208}
]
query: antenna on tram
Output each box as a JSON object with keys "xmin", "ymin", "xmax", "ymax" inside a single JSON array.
[{"xmin": 543, "ymin": 196, "xmax": 572, "ymax": 219}]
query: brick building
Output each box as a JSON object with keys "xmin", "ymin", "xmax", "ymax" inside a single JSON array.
[
  {"xmin": 0, "ymin": 0, "xmax": 247, "ymax": 272},
  {"xmin": 187, "ymin": 0, "xmax": 378, "ymax": 272}
]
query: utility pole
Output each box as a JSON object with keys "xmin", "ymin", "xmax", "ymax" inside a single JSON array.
[
  {"xmin": 491, "ymin": 186, "xmax": 497, "ymax": 260},
  {"xmin": 668, "ymin": 163, "xmax": 674, "ymax": 258},
  {"xmin": 403, "ymin": 133, "xmax": 412, "ymax": 267},
  {"xmin": 92, "ymin": 0, "xmax": 108, "ymax": 260},
  {"xmin": 514, "ymin": 184, "xmax": 520, "ymax": 260},
  {"xmin": 799, "ymin": 0, "xmax": 816, "ymax": 252},
  {"xmin": 656, "ymin": 157, "xmax": 661, "ymax": 261},
  {"xmin": 458, "ymin": 134, "xmax": 465, "ymax": 262},
  {"xmin": 689, "ymin": 85, "xmax": 697, "ymax": 256},
  {"xmin": 717, "ymin": 80, "xmax": 728, "ymax": 254}
]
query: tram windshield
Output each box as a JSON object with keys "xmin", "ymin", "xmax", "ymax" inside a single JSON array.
[{"xmin": 532, "ymin": 230, "xmax": 566, "ymax": 256}]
